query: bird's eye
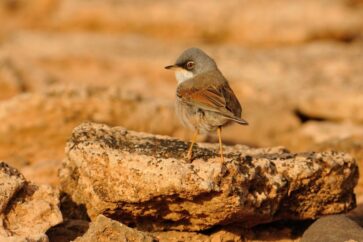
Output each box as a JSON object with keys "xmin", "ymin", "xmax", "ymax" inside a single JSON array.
[{"xmin": 186, "ymin": 61, "xmax": 195, "ymax": 70}]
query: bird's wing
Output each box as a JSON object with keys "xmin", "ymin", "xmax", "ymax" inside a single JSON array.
[{"xmin": 176, "ymin": 73, "xmax": 242, "ymax": 120}]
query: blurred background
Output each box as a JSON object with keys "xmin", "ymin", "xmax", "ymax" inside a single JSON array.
[{"xmin": 0, "ymin": 0, "xmax": 363, "ymax": 219}]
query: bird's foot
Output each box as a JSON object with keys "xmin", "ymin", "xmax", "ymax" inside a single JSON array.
[
  {"xmin": 185, "ymin": 151, "xmax": 193, "ymax": 163},
  {"xmin": 219, "ymin": 153, "xmax": 225, "ymax": 164}
]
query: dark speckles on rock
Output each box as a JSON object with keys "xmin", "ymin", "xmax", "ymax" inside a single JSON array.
[
  {"xmin": 101, "ymin": 135, "xmax": 119, "ymax": 149},
  {"xmin": 0, "ymin": 162, "xmax": 22, "ymax": 176},
  {"xmin": 243, "ymin": 155, "xmax": 253, "ymax": 165}
]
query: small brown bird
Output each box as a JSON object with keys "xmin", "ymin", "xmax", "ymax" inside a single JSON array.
[{"xmin": 165, "ymin": 48, "xmax": 248, "ymax": 162}]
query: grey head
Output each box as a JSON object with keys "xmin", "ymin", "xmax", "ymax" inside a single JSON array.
[{"xmin": 165, "ymin": 48, "xmax": 218, "ymax": 83}]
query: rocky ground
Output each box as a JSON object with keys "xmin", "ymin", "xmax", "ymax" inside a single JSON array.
[{"xmin": 0, "ymin": 0, "xmax": 363, "ymax": 241}]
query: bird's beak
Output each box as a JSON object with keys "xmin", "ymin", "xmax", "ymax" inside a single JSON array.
[{"xmin": 164, "ymin": 64, "xmax": 179, "ymax": 70}]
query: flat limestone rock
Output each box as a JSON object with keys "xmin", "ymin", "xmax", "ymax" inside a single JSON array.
[
  {"xmin": 73, "ymin": 215, "xmax": 156, "ymax": 242},
  {"xmin": 60, "ymin": 122, "xmax": 358, "ymax": 231},
  {"xmin": 0, "ymin": 162, "xmax": 62, "ymax": 241}
]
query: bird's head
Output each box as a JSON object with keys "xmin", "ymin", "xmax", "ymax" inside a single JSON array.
[{"xmin": 165, "ymin": 47, "xmax": 217, "ymax": 83}]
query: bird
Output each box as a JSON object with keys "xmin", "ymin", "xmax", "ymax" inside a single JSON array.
[{"xmin": 165, "ymin": 47, "xmax": 248, "ymax": 162}]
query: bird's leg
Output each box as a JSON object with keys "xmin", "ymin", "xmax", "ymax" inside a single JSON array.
[
  {"xmin": 187, "ymin": 131, "xmax": 198, "ymax": 161},
  {"xmin": 217, "ymin": 126, "xmax": 224, "ymax": 163}
]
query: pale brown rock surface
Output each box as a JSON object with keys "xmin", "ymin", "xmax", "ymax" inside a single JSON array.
[
  {"xmin": 0, "ymin": 162, "xmax": 62, "ymax": 241},
  {"xmin": 0, "ymin": 87, "xmax": 182, "ymax": 169},
  {"xmin": 73, "ymin": 215, "xmax": 156, "ymax": 242},
  {"xmin": 60, "ymin": 122, "xmax": 358, "ymax": 232},
  {"xmin": 0, "ymin": 59, "xmax": 24, "ymax": 100},
  {"xmin": 1, "ymin": 0, "xmax": 362, "ymax": 46}
]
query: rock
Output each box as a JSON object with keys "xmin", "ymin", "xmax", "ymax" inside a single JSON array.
[
  {"xmin": 297, "ymin": 88, "xmax": 363, "ymax": 124},
  {"xmin": 0, "ymin": 162, "xmax": 62, "ymax": 241},
  {"xmin": 154, "ymin": 230, "xmax": 243, "ymax": 242},
  {"xmin": 2, "ymin": 0, "xmax": 362, "ymax": 46},
  {"xmin": 317, "ymin": 138, "xmax": 363, "ymax": 226},
  {"xmin": 277, "ymin": 122, "xmax": 363, "ymax": 195},
  {"xmin": 301, "ymin": 215, "xmax": 363, "ymax": 242},
  {"xmin": 0, "ymin": 234, "xmax": 49, "ymax": 242},
  {"xmin": 59, "ymin": 122, "xmax": 358, "ymax": 231},
  {"xmin": 294, "ymin": 121, "xmax": 363, "ymax": 144},
  {"xmin": 0, "ymin": 87, "xmax": 183, "ymax": 169},
  {"xmin": 73, "ymin": 215, "xmax": 156, "ymax": 242},
  {"xmin": 276, "ymin": 122, "xmax": 363, "ymax": 229},
  {"xmin": 151, "ymin": 220, "xmax": 309, "ymax": 242},
  {"xmin": 0, "ymin": 58, "xmax": 24, "ymax": 100},
  {"xmin": 0, "ymin": 31, "xmax": 176, "ymax": 98},
  {"xmin": 4, "ymin": 184, "xmax": 62, "ymax": 236},
  {"xmin": 278, "ymin": 121, "xmax": 363, "ymax": 152},
  {"xmin": 0, "ymin": 162, "xmax": 25, "ymax": 213},
  {"xmin": 153, "ymin": 231, "xmax": 210, "ymax": 242},
  {"xmin": 154, "ymin": 230, "xmax": 242, "ymax": 242},
  {"xmin": 21, "ymin": 160, "xmax": 61, "ymax": 186},
  {"xmin": 209, "ymin": 230, "xmax": 243, "ymax": 242}
]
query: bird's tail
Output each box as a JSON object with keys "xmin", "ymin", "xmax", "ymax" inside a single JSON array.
[{"xmin": 226, "ymin": 116, "xmax": 249, "ymax": 125}]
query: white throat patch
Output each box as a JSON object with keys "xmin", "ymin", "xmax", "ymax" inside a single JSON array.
[{"xmin": 175, "ymin": 69, "xmax": 194, "ymax": 83}]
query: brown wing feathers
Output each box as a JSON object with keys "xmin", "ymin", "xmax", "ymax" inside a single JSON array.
[{"xmin": 177, "ymin": 73, "xmax": 248, "ymax": 125}]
